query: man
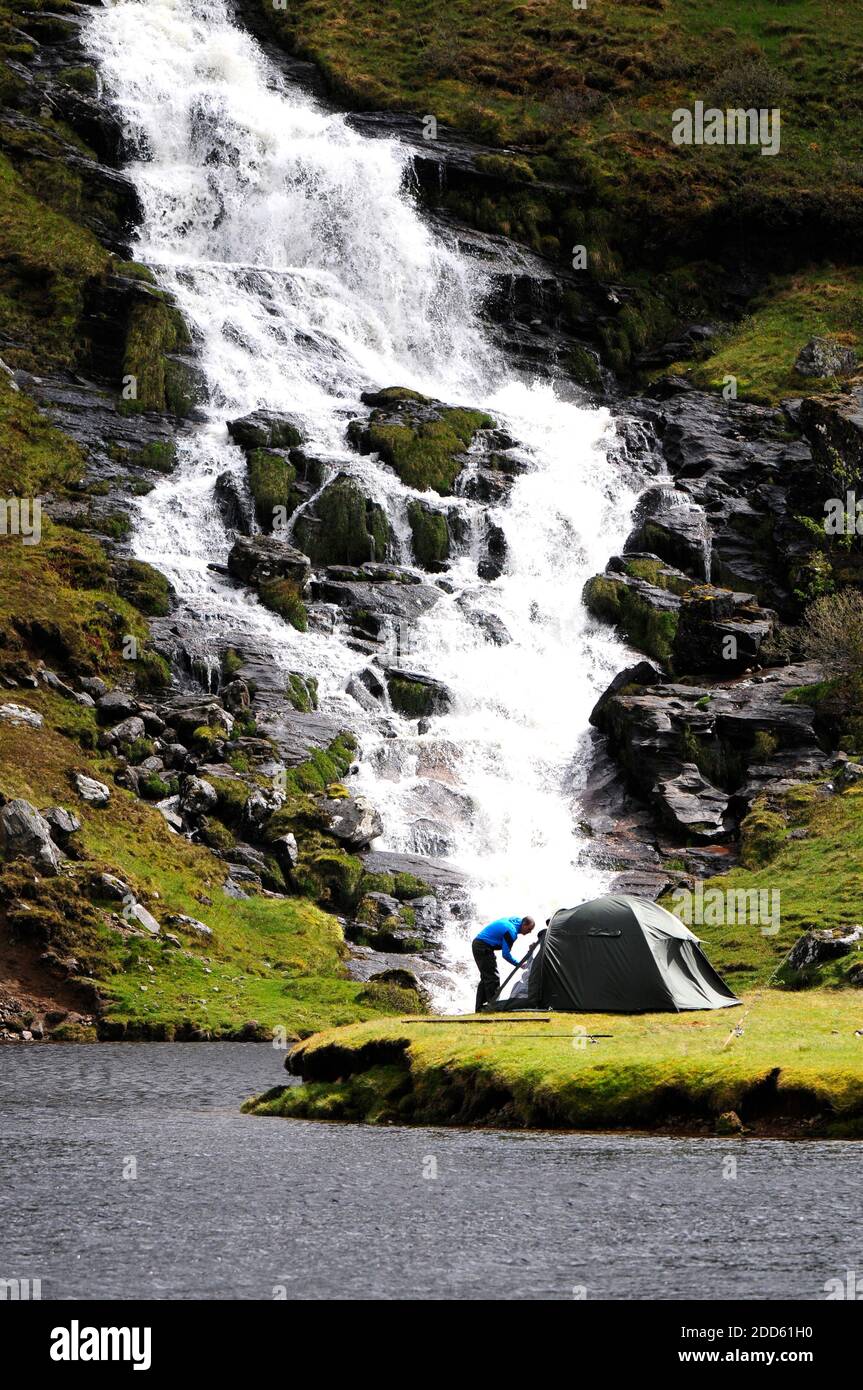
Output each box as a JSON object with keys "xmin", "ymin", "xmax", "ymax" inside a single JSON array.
[{"xmin": 472, "ymin": 915, "xmax": 536, "ymax": 1012}]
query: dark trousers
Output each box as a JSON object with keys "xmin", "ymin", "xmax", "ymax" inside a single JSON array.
[{"xmin": 472, "ymin": 940, "xmax": 500, "ymax": 1012}]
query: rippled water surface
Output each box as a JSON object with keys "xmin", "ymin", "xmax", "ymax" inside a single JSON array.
[{"xmin": 1, "ymin": 1045, "xmax": 856, "ymax": 1300}]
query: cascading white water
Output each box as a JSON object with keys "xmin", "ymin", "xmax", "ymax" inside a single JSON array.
[{"xmin": 86, "ymin": 0, "xmax": 643, "ymax": 1009}]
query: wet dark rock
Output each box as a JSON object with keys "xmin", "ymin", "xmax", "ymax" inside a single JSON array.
[
  {"xmin": 227, "ymin": 410, "xmax": 304, "ymax": 451},
  {"xmin": 632, "ymin": 389, "xmax": 815, "ymax": 613},
  {"xmin": 799, "ymin": 385, "xmax": 863, "ymax": 480},
  {"xmin": 468, "ymin": 607, "xmax": 510, "ymax": 645},
  {"xmin": 254, "ymin": 707, "xmax": 344, "ymax": 768},
  {"xmin": 313, "ymin": 575, "xmax": 441, "ymax": 627},
  {"xmin": 227, "ymin": 534, "xmax": 311, "ymax": 588},
  {"xmin": 293, "ymin": 474, "xmax": 391, "ymax": 566},
  {"xmin": 361, "ymin": 849, "xmax": 468, "ymax": 895},
  {"xmin": 457, "ymin": 467, "xmax": 512, "ymax": 505},
  {"xmin": 589, "ymin": 660, "xmax": 664, "ymax": 725},
  {"xmin": 626, "ymin": 486, "xmax": 711, "ymax": 579},
  {"xmin": 590, "ymin": 662, "xmax": 825, "ymax": 843},
  {"xmin": 478, "ymin": 521, "xmax": 507, "ymax": 581},
  {"xmin": 384, "ymin": 667, "xmax": 452, "ymax": 718},
  {"xmin": 215, "ymin": 471, "xmax": 253, "ymax": 535},
  {"xmin": 221, "ymin": 679, "xmax": 251, "ymax": 713},
  {"xmin": 653, "ymin": 764, "xmax": 730, "ymax": 843}
]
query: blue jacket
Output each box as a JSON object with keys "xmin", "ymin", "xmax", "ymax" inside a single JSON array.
[{"xmin": 475, "ymin": 916, "xmax": 523, "ymax": 967}]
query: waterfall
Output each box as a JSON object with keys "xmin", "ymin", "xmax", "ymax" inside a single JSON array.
[{"xmin": 85, "ymin": 0, "xmax": 643, "ymax": 1010}]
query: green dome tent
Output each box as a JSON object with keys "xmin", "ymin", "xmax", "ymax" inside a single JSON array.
[{"xmin": 492, "ymin": 894, "xmax": 741, "ymax": 1013}]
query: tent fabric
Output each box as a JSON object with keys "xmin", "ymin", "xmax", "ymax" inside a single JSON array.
[{"xmin": 490, "ymin": 894, "xmax": 740, "ymax": 1013}]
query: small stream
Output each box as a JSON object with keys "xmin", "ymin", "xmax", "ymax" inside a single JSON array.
[{"xmin": 1, "ymin": 1045, "xmax": 856, "ymax": 1300}]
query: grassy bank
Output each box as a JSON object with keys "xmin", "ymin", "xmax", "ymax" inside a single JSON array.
[
  {"xmin": 666, "ymin": 266, "xmax": 863, "ymax": 403},
  {"xmin": 244, "ymin": 991, "xmax": 863, "ymax": 1136}
]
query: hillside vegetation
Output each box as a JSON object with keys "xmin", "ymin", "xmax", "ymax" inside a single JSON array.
[{"xmin": 259, "ymin": 0, "xmax": 863, "ymax": 384}]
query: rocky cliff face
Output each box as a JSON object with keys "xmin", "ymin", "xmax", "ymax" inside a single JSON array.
[{"xmin": 2, "ymin": 0, "xmax": 861, "ymax": 1038}]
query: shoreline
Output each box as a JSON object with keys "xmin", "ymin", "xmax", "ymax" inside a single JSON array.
[{"xmin": 243, "ymin": 994, "xmax": 863, "ymax": 1139}]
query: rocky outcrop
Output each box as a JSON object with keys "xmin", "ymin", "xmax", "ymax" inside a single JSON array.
[
  {"xmin": 589, "ymin": 662, "xmax": 828, "ymax": 847},
  {"xmin": 0, "ymin": 799, "xmax": 62, "ymax": 876}
]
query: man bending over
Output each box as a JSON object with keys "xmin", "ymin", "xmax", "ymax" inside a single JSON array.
[{"xmin": 472, "ymin": 915, "xmax": 536, "ymax": 1012}]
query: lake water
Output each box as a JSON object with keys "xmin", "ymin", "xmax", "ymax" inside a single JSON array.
[{"xmin": 1, "ymin": 1044, "xmax": 856, "ymax": 1300}]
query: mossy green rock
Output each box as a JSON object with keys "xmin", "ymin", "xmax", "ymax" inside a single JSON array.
[
  {"xmin": 349, "ymin": 391, "xmax": 493, "ymax": 495},
  {"xmin": 408, "ymin": 500, "xmax": 450, "ymax": 569},
  {"xmin": 293, "ymin": 475, "xmax": 391, "ymax": 565},
  {"xmin": 247, "ymin": 448, "xmax": 297, "ymax": 529}
]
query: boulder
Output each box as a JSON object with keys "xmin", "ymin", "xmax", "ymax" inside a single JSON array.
[
  {"xmin": 626, "ymin": 485, "xmax": 711, "ymax": 579},
  {"xmin": 478, "ymin": 521, "xmax": 507, "ymax": 581},
  {"xmin": 322, "ymin": 793, "xmax": 383, "ymax": 850},
  {"xmin": 787, "ymin": 925, "xmax": 863, "ymax": 972},
  {"xmin": 214, "ymin": 470, "xmax": 253, "ymax": 534},
  {"xmin": 385, "ymin": 667, "xmax": 452, "ymax": 718},
  {"xmin": 95, "ymin": 872, "xmax": 131, "ymax": 901},
  {"xmin": 103, "ymin": 715, "xmax": 146, "ymax": 746},
  {"xmin": 42, "ymin": 806, "xmax": 81, "ymax": 846},
  {"xmin": 126, "ymin": 901, "xmax": 160, "ymax": 936},
  {"xmin": 155, "ymin": 795, "xmax": 183, "ymax": 831},
  {"xmin": 0, "ymin": 703, "xmax": 43, "ymax": 728},
  {"xmin": 408, "ymin": 500, "xmax": 450, "ymax": 569},
  {"xmin": 79, "ymin": 677, "xmax": 107, "ymax": 699},
  {"xmin": 270, "ymin": 832, "xmax": 299, "ymax": 875},
  {"xmin": 221, "ymin": 679, "xmax": 250, "ymax": 713},
  {"xmin": 652, "ymin": 764, "xmax": 730, "ymax": 843},
  {"xmin": 179, "ymin": 775, "xmax": 218, "ymax": 818},
  {"xmin": 794, "ymin": 337, "xmax": 857, "ymax": 379},
  {"xmin": 835, "ymin": 761, "xmax": 863, "ymax": 790},
  {"xmin": 96, "ymin": 690, "xmax": 139, "ymax": 723},
  {"xmin": 72, "ymin": 773, "xmax": 111, "ymax": 806},
  {"xmin": 227, "ymin": 535, "xmax": 311, "ymax": 588},
  {"xmin": 0, "ymin": 799, "xmax": 62, "ymax": 875},
  {"xmin": 227, "ymin": 410, "xmax": 304, "ymax": 452},
  {"xmin": 800, "ymin": 385, "xmax": 863, "ymax": 483},
  {"xmin": 166, "ymin": 913, "xmax": 213, "ymax": 940},
  {"xmin": 348, "ymin": 390, "xmax": 493, "ymax": 495}
]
